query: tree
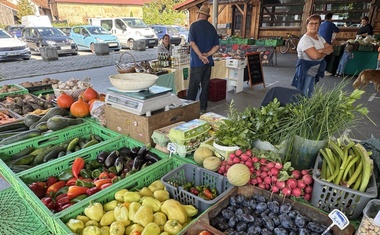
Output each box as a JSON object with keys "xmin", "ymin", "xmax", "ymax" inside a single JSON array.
[
  {"xmin": 17, "ymin": 0, "xmax": 35, "ymax": 22},
  {"xmin": 143, "ymin": 0, "xmax": 187, "ymax": 25}
]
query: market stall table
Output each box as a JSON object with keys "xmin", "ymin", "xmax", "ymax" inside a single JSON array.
[{"xmin": 344, "ymin": 51, "xmax": 377, "ymax": 75}]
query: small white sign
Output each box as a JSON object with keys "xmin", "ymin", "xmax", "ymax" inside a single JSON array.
[{"xmin": 321, "ymin": 209, "xmax": 349, "ymax": 235}]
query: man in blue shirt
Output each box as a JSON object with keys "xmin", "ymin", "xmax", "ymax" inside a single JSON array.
[
  {"xmin": 318, "ymin": 13, "xmax": 340, "ymax": 76},
  {"xmin": 186, "ymin": 3, "xmax": 220, "ymax": 114}
]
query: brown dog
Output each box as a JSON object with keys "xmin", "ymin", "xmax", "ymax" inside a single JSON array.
[{"xmin": 353, "ymin": 69, "xmax": 380, "ymax": 92}]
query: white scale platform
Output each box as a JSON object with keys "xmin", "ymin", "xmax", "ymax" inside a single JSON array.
[{"xmin": 105, "ymin": 85, "xmax": 183, "ymax": 116}]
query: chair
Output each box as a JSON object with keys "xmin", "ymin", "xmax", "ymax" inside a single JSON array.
[{"xmin": 260, "ymin": 86, "xmax": 304, "ymax": 107}]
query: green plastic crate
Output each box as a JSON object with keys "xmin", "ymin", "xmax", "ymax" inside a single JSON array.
[
  {"xmin": 10, "ymin": 136, "xmax": 168, "ymax": 235},
  {"xmin": 55, "ymin": 157, "xmax": 187, "ymax": 234},
  {"xmin": 0, "ymin": 187, "xmax": 51, "ymax": 235},
  {"xmin": 0, "ymin": 84, "xmax": 29, "ymax": 98},
  {"xmin": 265, "ymin": 39, "xmax": 283, "ymax": 46},
  {"xmin": 236, "ymin": 38, "xmax": 255, "ymax": 45},
  {"xmin": 255, "ymin": 39, "xmax": 266, "ymax": 46},
  {"xmin": 219, "ymin": 39, "xmax": 229, "ymax": 45}
]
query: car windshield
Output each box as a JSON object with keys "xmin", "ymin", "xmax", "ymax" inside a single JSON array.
[
  {"xmin": 167, "ymin": 27, "xmax": 179, "ymax": 34},
  {"xmin": 87, "ymin": 26, "xmax": 111, "ymax": 35},
  {"xmin": 0, "ymin": 30, "xmax": 12, "ymax": 38},
  {"xmin": 38, "ymin": 28, "xmax": 65, "ymax": 37},
  {"xmin": 175, "ymin": 26, "xmax": 187, "ymax": 32},
  {"xmin": 122, "ymin": 18, "xmax": 148, "ymax": 28}
]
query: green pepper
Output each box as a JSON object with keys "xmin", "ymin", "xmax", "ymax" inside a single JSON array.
[
  {"xmin": 195, "ymin": 185, "xmax": 203, "ymax": 192},
  {"xmin": 58, "ymin": 169, "xmax": 74, "ymax": 181},
  {"xmin": 91, "ymin": 169, "xmax": 102, "ymax": 179},
  {"xmin": 89, "ymin": 159, "xmax": 103, "ymax": 169},
  {"xmin": 125, "ymin": 169, "xmax": 137, "ymax": 177},
  {"xmin": 211, "ymin": 188, "xmax": 218, "ymax": 198},
  {"xmin": 183, "ymin": 182, "xmax": 193, "ymax": 191},
  {"xmin": 108, "ymin": 166, "xmax": 118, "ymax": 175},
  {"xmin": 76, "ymin": 179, "xmax": 95, "ymax": 188},
  {"xmin": 55, "ymin": 186, "xmax": 69, "ymax": 197},
  {"xmin": 80, "ymin": 169, "xmax": 92, "ymax": 178},
  {"xmin": 70, "ymin": 194, "xmax": 88, "ymax": 203}
]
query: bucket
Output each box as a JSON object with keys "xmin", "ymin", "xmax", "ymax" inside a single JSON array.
[
  {"xmin": 356, "ymin": 199, "xmax": 380, "ymax": 235},
  {"xmin": 291, "ymin": 135, "xmax": 327, "ymax": 170},
  {"xmin": 213, "ymin": 142, "xmax": 239, "ymax": 160}
]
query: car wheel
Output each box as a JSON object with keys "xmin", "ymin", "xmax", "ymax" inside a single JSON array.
[
  {"xmin": 72, "ymin": 52, "xmax": 78, "ymax": 56},
  {"xmin": 23, "ymin": 58, "xmax": 30, "ymax": 60},
  {"xmin": 90, "ymin": 43, "xmax": 95, "ymax": 53},
  {"xmin": 127, "ymin": 39, "xmax": 134, "ymax": 49}
]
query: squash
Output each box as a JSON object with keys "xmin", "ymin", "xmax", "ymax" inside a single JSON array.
[
  {"xmin": 70, "ymin": 96, "xmax": 90, "ymax": 118},
  {"xmin": 56, "ymin": 92, "xmax": 75, "ymax": 109},
  {"xmin": 82, "ymin": 87, "xmax": 99, "ymax": 102},
  {"xmin": 47, "ymin": 116, "xmax": 84, "ymax": 131},
  {"xmin": 193, "ymin": 147, "xmax": 213, "ymax": 164},
  {"xmin": 203, "ymin": 156, "xmax": 221, "ymax": 171},
  {"xmin": 227, "ymin": 164, "xmax": 251, "ymax": 186}
]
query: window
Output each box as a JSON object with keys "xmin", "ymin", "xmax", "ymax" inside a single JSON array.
[
  {"xmin": 261, "ymin": 0, "xmax": 304, "ymax": 27},
  {"xmin": 313, "ymin": 0, "xmax": 372, "ymax": 27}
]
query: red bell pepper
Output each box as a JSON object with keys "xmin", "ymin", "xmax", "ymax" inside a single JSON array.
[
  {"xmin": 67, "ymin": 186, "xmax": 88, "ymax": 199},
  {"xmin": 46, "ymin": 181, "xmax": 66, "ymax": 196},
  {"xmin": 100, "ymin": 182, "xmax": 113, "ymax": 190},
  {"xmin": 94, "ymin": 178, "xmax": 112, "ymax": 188},
  {"xmin": 66, "ymin": 177, "xmax": 78, "ymax": 186},
  {"xmin": 55, "ymin": 193, "xmax": 68, "ymax": 201},
  {"xmin": 35, "ymin": 181, "xmax": 47, "ymax": 189},
  {"xmin": 72, "ymin": 157, "xmax": 85, "ymax": 178},
  {"xmin": 41, "ymin": 196, "xmax": 56, "ymax": 210},
  {"xmin": 29, "ymin": 182, "xmax": 46, "ymax": 199},
  {"xmin": 98, "ymin": 171, "xmax": 109, "ymax": 179},
  {"xmin": 56, "ymin": 195, "xmax": 71, "ymax": 207},
  {"xmin": 86, "ymin": 186, "xmax": 101, "ymax": 196},
  {"xmin": 46, "ymin": 176, "xmax": 59, "ymax": 188},
  {"xmin": 57, "ymin": 203, "xmax": 73, "ymax": 212}
]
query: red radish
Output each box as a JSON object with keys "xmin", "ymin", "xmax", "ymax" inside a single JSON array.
[
  {"xmin": 260, "ymin": 171, "xmax": 268, "ymax": 178},
  {"xmin": 302, "ymin": 174, "xmax": 313, "ymax": 185},
  {"xmin": 233, "ymin": 157, "xmax": 241, "ymax": 164},
  {"xmin": 297, "ymin": 180, "xmax": 306, "ymax": 189},
  {"xmin": 260, "ymin": 158, "xmax": 267, "ymax": 164},
  {"xmin": 271, "ymin": 176, "xmax": 278, "ymax": 184},
  {"xmin": 240, "ymin": 154, "xmax": 249, "ymax": 162},
  {"xmin": 265, "ymin": 184, "xmax": 271, "ymax": 190},
  {"xmin": 304, "ymin": 193, "xmax": 312, "ymax": 201},
  {"xmin": 270, "ymin": 168, "xmax": 279, "ymax": 176},
  {"xmin": 258, "ymin": 183, "xmax": 266, "ymax": 189},
  {"xmin": 291, "ymin": 188, "xmax": 303, "ymax": 197},
  {"xmin": 291, "ymin": 170, "xmax": 302, "ymax": 180},
  {"xmin": 256, "ymin": 177, "xmax": 263, "ymax": 184},
  {"xmin": 225, "ymin": 165, "xmax": 231, "ymax": 172},
  {"xmin": 227, "ymin": 158, "xmax": 233, "ymax": 166},
  {"xmin": 271, "ymin": 185, "xmax": 280, "ymax": 193},
  {"xmin": 304, "ymin": 185, "xmax": 313, "ymax": 194},
  {"xmin": 274, "ymin": 162, "xmax": 283, "ymax": 170},
  {"xmin": 301, "ymin": 169, "xmax": 310, "ymax": 175},
  {"xmin": 221, "ymin": 161, "xmax": 227, "ymax": 166},
  {"xmin": 245, "ymin": 161, "xmax": 253, "ymax": 168},
  {"xmin": 219, "ymin": 166, "xmax": 226, "ymax": 173},
  {"xmin": 252, "ymin": 156, "xmax": 259, "ymax": 163},
  {"xmin": 261, "ymin": 166, "xmax": 269, "ymax": 172},
  {"xmin": 282, "ymin": 187, "xmax": 292, "ymax": 196},
  {"xmin": 218, "ymin": 169, "xmax": 223, "ymax": 174},
  {"xmin": 267, "ymin": 162, "xmax": 275, "ymax": 169},
  {"xmin": 249, "ymin": 167, "xmax": 255, "ymax": 174},
  {"xmin": 287, "ymin": 178, "xmax": 297, "ymax": 189},
  {"xmin": 245, "ymin": 149, "xmax": 252, "ymax": 157},
  {"xmin": 229, "ymin": 153, "xmax": 236, "ymax": 160},
  {"xmin": 235, "ymin": 149, "xmax": 243, "ymax": 157},
  {"xmin": 264, "ymin": 176, "xmax": 272, "ymax": 185},
  {"xmin": 275, "ymin": 181, "xmax": 286, "ymax": 189},
  {"xmin": 250, "ymin": 178, "xmax": 258, "ymax": 185}
]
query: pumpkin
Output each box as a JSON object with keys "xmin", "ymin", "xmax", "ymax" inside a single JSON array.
[
  {"xmin": 82, "ymin": 87, "xmax": 99, "ymax": 102},
  {"xmin": 227, "ymin": 164, "xmax": 250, "ymax": 186},
  {"xmin": 70, "ymin": 96, "xmax": 90, "ymax": 117},
  {"xmin": 88, "ymin": 98, "xmax": 100, "ymax": 111},
  {"xmin": 203, "ymin": 156, "xmax": 221, "ymax": 171},
  {"xmin": 56, "ymin": 92, "xmax": 74, "ymax": 109},
  {"xmin": 193, "ymin": 147, "xmax": 213, "ymax": 164}
]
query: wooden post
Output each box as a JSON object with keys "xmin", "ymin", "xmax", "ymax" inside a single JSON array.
[
  {"xmin": 94, "ymin": 43, "xmax": 109, "ymax": 55},
  {"xmin": 40, "ymin": 46, "xmax": 58, "ymax": 61}
]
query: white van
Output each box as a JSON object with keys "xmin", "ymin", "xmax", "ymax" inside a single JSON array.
[
  {"xmin": 21, "ymin": 15, "xmax": 52, "ymax": 27},
  {"xmin": 88, "ymin": 17, "xmax": 158, "ymax": 49}
]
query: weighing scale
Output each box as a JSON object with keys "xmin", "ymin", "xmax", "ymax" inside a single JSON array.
[{"xmin": 105, "ymin": 85, "xmax": 183, "ymax": 116}]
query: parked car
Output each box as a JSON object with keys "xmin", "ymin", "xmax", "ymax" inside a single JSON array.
[
  {"xmin": 70, "ymin": 25, "xmax": 121, "ymax": 53},
  {"xmin": 4, "ymin": 25, "xmax": 25, "ymax": 38},
  {"xmin": 58, "ymin": 27, "xmax": 72, "ymax": 36},
  {"xmin": 173, "ymin": 25, "xmax": 189, "ymax": 42},
  {"xmin": 150, "ymin": 25, "xmax": 182, "ymax": 45},
  {"xmin": 21, "ymin": 27, "xmax": 78, "ymax": 55},
  {"xmin": 0, "ymin": 28, "xmax": 31, "ymax": 61}
]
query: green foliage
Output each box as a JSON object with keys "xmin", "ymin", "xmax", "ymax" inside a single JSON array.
[
  {"xmin": 143, "ymin": 0, "xmax": 187, "ymax": 25},
  {"xmin": 17, "ymin": 0, "xmax": 35, "ymax": 23},
  {"xmin": 130, "ymin": 11, "xmax": 133, "ymax": 17}
]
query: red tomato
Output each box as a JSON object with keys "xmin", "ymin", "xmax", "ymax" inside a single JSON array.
[{"xmin": 199, "ymin": 231, "xmax": 212, "ymax": 235}]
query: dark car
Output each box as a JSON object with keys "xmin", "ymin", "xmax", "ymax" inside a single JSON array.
[
  {"xmin": 58, "ymin": 27, "xmax": 72, "ymax": 36},
  {"xmin": 150, "ymin": 25, "xmax": 182, "ymax": 45},
  {"xmin": 21, "ymin": 27, "xmax": 78, "ymax": 55},
  {"xmin": 4, "ymin": 25, "xmax": 25, "ymax": 38}
]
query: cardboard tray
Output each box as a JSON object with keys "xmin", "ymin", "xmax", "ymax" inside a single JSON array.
[{"xmin": 197, "ymin": 185, "xmax": 355, "ymax": 235}]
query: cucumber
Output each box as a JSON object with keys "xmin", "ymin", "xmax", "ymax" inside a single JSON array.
[
  {"xmin": 12, "ymin": 147, "xmax": 35, "ymax": 159},
  {"xmin": 33, "ymin": 145, "xmax": 56, "ymax": 165},
  {"xmin": 46, "ymin": 116, "xmax": 84, "ymax": 131},
  {"xmin": 0, "ymin": 129, "xmax": 41, "ymax": 146},
  {"xmin": 43, "ymin": 146, "xmax": 66, "ymax": 162},
  {"xmin": 0, "ymin": 121, "xmax": 28, "ymax": 133},
  {"xmin": 9, "ymin": 164, "xmax": 33, "ymax": 173},
  {"xmin": 9, "ymin": 154, "xmax": 36, "ymax": 165}
]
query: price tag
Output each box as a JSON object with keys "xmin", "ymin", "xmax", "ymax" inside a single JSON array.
[
  {"xmin": 321, "ymin": 209, "xmax": 349, "ymax": 235},
  {"xmin": 167, "ymin": 143, "xmax": 177, "ymax": 158}
]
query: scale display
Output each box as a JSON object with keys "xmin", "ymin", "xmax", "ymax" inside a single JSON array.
[{"xmin": 107, "ymin": 85, "xmax": 173, "ymax": 100}]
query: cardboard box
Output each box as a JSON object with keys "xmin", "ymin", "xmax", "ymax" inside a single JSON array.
[
  {"xmin": 105, "ymin": 100, "xmax": 200, "ymax": 145},
  {"xmin": 225, "ymin": 58, "xmax": 247, "ymax": 69}
]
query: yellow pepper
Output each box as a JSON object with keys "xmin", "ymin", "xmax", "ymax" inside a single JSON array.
[
  {"xmin": 160, "ymin": 232, "xmax": 170, "ymax": 235},
  {"xmin": 139, "ymin": 187, "xmax": 153, "ymax": 197},
  {"xmin": 182, "ymin": 205, "xmax": 198, "ymax": 217},
  {"xmin": 133, "ymin": 205, "xmax": 154, "ymax": 227},
  {"xmin": 113, "ymin": 204, "xmax": 130, "ymax": 226},
  {"xmin": 126, "ymin": 224, "xmax": 144, "ymax": 234},
  {"xmin": 153, "ymin": 212, "xmax": 167, "ymax": 227},
  {"xmin": 124, "ymin": 191, "xmax": 141, "ymax": 203},
  {"xmin": 128, "ymin": 202, "xmax": 141, "ymax": 221},
  {"xmin": 109, "ymin": 221, "xmax": 125, "ymax": 235},
  {"xmin": 164, "ymin": 220, "xmax": 183, "ymax": 235},
  {"xmin": 114, "ymin": 189, "xmax": 128, "ymax": 202},
  {"xmin": 76, "ymin": 215, "xmax": 90, "ymax": 224},
  {"xmin": 65, "ymin": 218, "xmax": 84, "ymax": 234},
  {"xmin": 100, "ymin": 226, "xmax": 110, "ymax": 235},
  {"xmin": 142, "ymin": 222, "xmax": 161, "ymax": 235},
  {"xmin": 100, "ymin": 210, "xmax": 116, "ymax": 226},
  {"xmin": 83, "ymin": 226, "xmax": 101, "ymax": 235},
  {"xmin": 148, "ymin": 180, "xmax": 165, "ymax": 192},
  {"xmin": 141, "ymin": 197, "xmax": 161, "ymax": 212},
  {"xmin": 153, "ymin": 190, "xmax": 169, "ymax": 202},
  {"xmin": 84, "ymin": 202, "xmax": 104, "ymax": 222},
  {"xmin": 104, "ymin": 200, "xmax": 120, "ymax": 211},
  {"xmin": 85, "ymin": 220, "xmax": 99, "ymax": 227},
  {"xmin": 161, "ymin": 199, "xmax": 188, "ymax": 224}
]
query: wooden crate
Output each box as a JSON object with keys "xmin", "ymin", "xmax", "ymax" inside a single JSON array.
[{"xmin": 180, "ymin": 220, "xmax": 220, "ymax": 235}]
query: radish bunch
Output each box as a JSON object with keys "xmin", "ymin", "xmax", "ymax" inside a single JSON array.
[{"xmin": 217, "ymin": 149, "xmax": 314, "ymax": 201}]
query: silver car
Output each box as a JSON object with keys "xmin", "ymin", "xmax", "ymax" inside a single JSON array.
[{"xmin": 0, "ymin": 28, "xmax": 31, "ymax": 61}]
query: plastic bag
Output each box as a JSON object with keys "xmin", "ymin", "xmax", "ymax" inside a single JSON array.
[{"xmin": 90, "ymin": 101, "xmax": 106, "ymax": 126}]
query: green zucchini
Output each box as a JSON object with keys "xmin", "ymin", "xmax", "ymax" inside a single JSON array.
[
  {"xmin": 43, "ymin": 146, "xmax": 66, "ymax": 162},
  {"xmin": 29, "ymin": 107, "xmax": 68, "ymax": 129},
  {"xmin": 0, "ymin": 121, "xmax": 28, "ymax": 133},
  {"xmin": 12, "ymin": 147, "xmax": 35, "ymax": 159},
  {"xmin": 9, "ymin": 164, "xmax": 33, "ymax": 173},
  {"xmin": 46, "ymin": 116, "xmax": 84, "ymax": 131},
  {"xmin": 33, "ymin": 145, "xmax": 56, "ymax": 165},
  {"xmin": 9, "ymin": 154, "xmax": 36, "ymax": 165},
  {"xmin": 34, "ymin": 121, "xmax": 49, "ymax": 132},
  {"xmin": 0, "ymin": 129, "xmax": 41, "ymax": 146},
  {"xmin": 23, "ymin": 114, "xmax": 42, "ymax": 127}
]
